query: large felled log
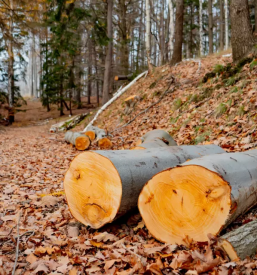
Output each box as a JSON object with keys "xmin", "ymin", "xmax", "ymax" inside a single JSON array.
[
  {"xmin": 219, "ymin": 220, "xmax": 257, "ymax": 261},
  {"xmin": 139, "ymin": 150, "xmax": 257, "ymax": 245},
  {"xmin": 64, "ymin": 145, "xmax": 225, "ymax": 229},
  {"xmin": 135, "ymin": 129, "xmax": 177, "ymax": 149},
  {"xmin": 65, "ymin": 131, "xmax": 91, "ymax": 151}
]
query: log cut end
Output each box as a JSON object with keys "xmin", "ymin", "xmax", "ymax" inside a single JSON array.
[
  {"xmin": 75, "ymin": 136, "xmax": 91, "ymax": 151},
  {"xmin": 218, "ymin": 239, "xmax": 239, "ymax": 261},
  {"xmin": 98, "ymin": 138, "xmax": 112, "ymax": 149},
  {"xmin": 84, "ymin": 131, "xmax": 96, "ymax": 141},
  {"xmin": 138, "ymin": 165, "xmax": 231, "ymax": 245},
  {"xmin": 64, "ymin": 152, "xmax": 122, "ymax": 229}
]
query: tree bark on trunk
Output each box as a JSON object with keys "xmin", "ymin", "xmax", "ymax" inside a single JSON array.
[
  {"xmin": 146, "ymin": 0, "xmax": 152, "ymax": 72},
  {"xmin": 220, "ymin": 219, "xmax": 257, "ymax": 261},
  {"xmin": 87, "ymin": 34, "xmax": 92, "ymax": 105},
  {"xmin": 170, "ymin": 0, "xmax": 184, "ymax": 65},
  {"xmin": 139, "ymin": 150, "xmax": 257, "ymax": 245},
  {"xmin": 224, "ymin": 0, "xmax": 229, "ymax": 50},
  {"xmin": 219, "ymin": 0, "xmax": 224, "ymax": 51},
  {"xmin": 230, "ymin": 0, "xmax": 255, "ymax": 61},
  {"xmin": 168, "ymin": 0, "xmax": 175, "ymax": 59},
  {"xmin": 199, "ymin": 0, "xmax": 204, "ymax": 56},
  {"xmin": 64, "ymin": 145, "xmax": 225, "ymax": 229},
  {"xmin": 255, "ymin": 0, "xmax": 257, "ymax": 33},
  {"xmin": 65, "ymin": 131, "xmax": 91, "ymax": 151},
  {"xmin": 208, "ymin": 0, "xmax": 213, "ymax": 54},
  {"xmin": 102, "ymin": 0, "xmax": 113, "ymax": 105}
]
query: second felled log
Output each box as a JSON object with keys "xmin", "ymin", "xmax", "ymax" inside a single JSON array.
[
  {"xmin": 139, "ymin": 150, "xmax": 257, "ymax": 245},
  {"xmin": 65, "ymin": 131, "xmax": 91, "ymax": 151},
  {"xmin": 64, "ymin": 145, "xmax": 225, "ymax": 229}
]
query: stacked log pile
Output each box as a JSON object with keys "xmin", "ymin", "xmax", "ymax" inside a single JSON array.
[
  {"xmin": 64, "ymin": 129, "xmax": 257, "ymax": 261},
  {"xmin": 64, "ymin": 126, "xmax": 112, "ymax": 151}
]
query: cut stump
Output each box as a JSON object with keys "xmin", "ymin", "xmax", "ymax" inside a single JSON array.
[
  {"xmin": 64, "ymin": 145, "xmax": 225, "ymax": 229},
  {"xmin": 139, "ymin": 150, "xmax": 257, "ymax": 245}
]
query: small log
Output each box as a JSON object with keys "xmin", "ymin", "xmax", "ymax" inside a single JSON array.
[
  {"xmin": 65, "ymin": 131, "xmax": 91, "ymax": 151},
  {"xmin": 82, "ymin": 126, "xmax": 106, "ymax": 140},
  {"xmin": 219, "ymin": 220, "xmax": 257, "ymax": 261},
  {"xmin": 139, "ymin": 150, "xmax": 257, "ymax": 245},
  {"xmin": 114, "ymin": 74, "xmax": 133, "ymax": 81},
  {"xmin": 135, "ymin": 130, "xmax": 177, "ymax": 149},
  {"xmin": 98, "ymin": 137, "xmax": 113, "ymax": 149},
  {"xmin": 84, "ymin": 131, "xmax": 96, "ymax": 141},
  {"xmin": 64, "ymin": 145, "xmax": 225, "ymax": 229}
]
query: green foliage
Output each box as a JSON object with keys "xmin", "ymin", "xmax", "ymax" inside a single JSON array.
[
  {"xmin": 173, "ymin": 98, "xmax": 182, "ymax": 110},
  {"xmin": 250, "ymin": 59, "xmax": 257, "ymax": 70},
  {"xmin": 230, "ymin": 87, "xmax": 239, "ymax": 93},
  {"xmin": 149, "ymin": 82, "xmax": 157, "ymax": 89},
  {"xmin": 225, "ymin": 76, "xmax": 236, "ymax": 87},
  {"xmin": 213, "ymin": 64, "xmax": 224, "ymax": 74},
  {"xmin": 194, "ymin": 131, "xmax": 211, "ymax": 144},
  {"xmin": 215, "ymin": 103, "xmax": 228, "ymax": 117},
  {"xmin": 238, "ymin": 105, "xmax": 245, "ymax": 117}
]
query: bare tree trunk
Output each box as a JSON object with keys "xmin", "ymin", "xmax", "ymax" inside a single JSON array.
[
  {"xmin": 168, "ymin": 0, "xmax": 175, "ymax": 59},
  {"xmin": 170, "ymin": 0, "xmax": 184, "ymax": 65},
  {"xmin": 208, "ymin": 0, "xmax": 213, "ymax": 54},
  {"xmin": 102, "ymin": 0, "xmax": 113, "ymax": 105},
  {"xmin": 224, "ymin": 0, "xmax": 229, "ymax": 49},
  {"xmin": 230, "ymin": 0, "xmax": 255, "ymax": 61},
  {"xmin": 189, "ymin": 2, "xmax": 193, "ymax": 58},
  {"xmin": 87, "ymin": 35, "xmax": 92, "ymax": 105},
  {"xmin": 31, "ymin": 39, "xmax": 34, "ymax": 97},
  {"xmin": 199, "ymin": 0, "xmax": 204, "ymax": 56},
  {"xmin": 255, "ymin": 0, "xmax": 257, "ymax": 33},
  {"xmin": 220, "ymin": 0, "xmax": 224, "ymax": 51},
  {"xmin": 146, "ymin": 0, "xmax": 152, "ymax": 72}
]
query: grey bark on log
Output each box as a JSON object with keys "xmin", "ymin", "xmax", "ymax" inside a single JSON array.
[
  {"xmin": 82, "ymin": 126, "xmax": 106, "ymax": 140},
  {"xmin": 182, "ymin": 150, "xmax": 257, "ymax": 229},
  {"xmin": 220, "ymin": 219, "xmax": 257, "ymax": 260},
  {"xmin": 65, "ymin": 131, "xmax": 91, "ymax": 150},
  {"xmin": 64, "ymin": 145, "xmax": 225, "ymax": 228}
]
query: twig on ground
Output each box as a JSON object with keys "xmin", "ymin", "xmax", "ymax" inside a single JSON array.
[
  {"xmin": 111, "ymin": 80, "xmax": 176, "ymax": 134},
  {"xmin": 12, "ymin": 212, "xmax": 21, "ymax": 275}
]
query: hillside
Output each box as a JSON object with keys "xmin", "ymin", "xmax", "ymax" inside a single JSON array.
[{"xmin": 81, "ymin": 52, "xmax": 257, "ymax": 152}]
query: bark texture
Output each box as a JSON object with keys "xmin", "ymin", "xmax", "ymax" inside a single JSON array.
[
  {"xmin": 199, "ymin": 0, "xmax": 204, "ymax": 56},
  {"xmin": 224, "ymin": 0, "xmax": 229, "ymax": 50},
  {"xmin": 220, "ymin": 0, "xmax": 224, "ymax": 51},
  {"xmin": 208, "ymin": 0, "xmax": 213, "ymax": 54},
  {"xmin": 64, "ymin": 131, "xmax": 91, "ymax": 151},
  {"xmin": 220, "ymin": 219, "xmax": 257, "ymax": 260},
  {"xmin": 146, "ymin": 0, "xmax": 153, "ymax": 72},
  {"xmin": 168, "ymin": 0, "xmax": 175, "ymax": 58},
  {"xmin": 82, "ymin": 126, "xmax": 106, "ymax": 140},
  {"xmin": 171, "ymin": 0, "xmax": 184, "ymax": 65},
  {"xmin": 64, "ymin": 145, "xmax": 225, "ymax": 229},
  {"xmin": 230, "ymin": 0, "xmax": 255, "ymax": 61}
]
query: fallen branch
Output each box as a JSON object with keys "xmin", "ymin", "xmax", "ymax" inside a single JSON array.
[
  {"xmin": 84, "ymin": 71, "xmax": 148, "ymax": 132},
  {"xmin": 12, "ymin": 213, "xmax": 21, "ymax": 275},
  {"xmin": 111, "ymin": 80, "xmax": 176, "ymax": 134}
]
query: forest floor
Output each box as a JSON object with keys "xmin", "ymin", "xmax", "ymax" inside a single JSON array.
[{"xmin": 1, "ymin": 51, "xmax": 257, "ymax": 274}]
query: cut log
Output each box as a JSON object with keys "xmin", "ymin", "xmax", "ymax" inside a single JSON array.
[
  {"xmin": 133, "ymin": 139, "xmax": 171, "ymax": 150},
  {"xmin": 115, "ymin": 74, "xmax": 133, "ymax": 81},
  {"xmin": 139, "ymin": 150, "xmax": 257, "ymax": 245},
  {"xmin": 82, "ymin": 126, "xmax": 106, "ymax": 140},
  {"xmin": 64, "ymin": 145, "xmax": 225, "ymax": 229},
  {"xmin": 84, "ymin": 131, "xmax": 96, "ymax": 141},
  {"xmin": 50, "ymin": 113, "xmax": 88, "ymax": 133},
  {"xmin": 137, "ymin": 129, "xmax": 177, "ymax": 147},
  {"xmin": 98, "ymin": 137, "xmax": 113, "ymax": 149},
  {"xmin": 219, "ymin": 220, "xmax": 257, "ymax": 261},
  {"xmin": 65, "ymin": 131, "xmax": 91, "ymax": 151}
]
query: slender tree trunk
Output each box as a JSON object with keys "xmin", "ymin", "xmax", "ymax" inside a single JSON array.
[
  {"xmin": 224, "ymin": 0, "xmax": 229, "ymax": 49},
  {"xmin": 170, "ymin": 0, "xmax": 184, "ymax": 65},
  {"xmin": 87, "ymin": 34, "xmax": 92, "ymax": 105},
  {"xmin": 199, "ymin": 0, "xmax": 204, "ymax": 56},
  {"xmin": 220, "ymin": 0, "xmax": 224, "ymax": 51},
  {"xmin": 160, "ymin": 0, "xmax": 165, "ymax": 65},
  {"xmin": 136, "ymin": 0, "xmax": 143, "ymax": 72},
  {"xmin": 102, "ymin": 0, "xmax": 113, "ymax": 105},
  {"xmin": 255, "ymin": 0, "xmax": 257, "ymax": 33},
  {"xmin": 45, "ymin": 26, "xmax": 50, "ymax": 112},
  {"xmin": 146, "ymin": 0, "xmax": 152, "ymax": 72},
  {"xmin": 208, "ymin": 0, "xmax": 213, "ymax": 54},
  {"xmin": 230, "ymin": 0, "xmax": 255, "ymax": 62},
  {"xmin": 168, "ymin": 0, "xmax": 175, "ymax": 59},
  {"xmin": 120, "ymin": 0, "xmax": 129, "ymax": 75},
  {"xmin": 31, "ymin": 39, "xmax": 34, "ymax": 97},
  {"xmin": 189, "ymin": 3, "xmax": 193, "ymax": 58}
]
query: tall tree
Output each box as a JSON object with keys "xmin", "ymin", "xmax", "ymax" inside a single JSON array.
[
  {"xmin": 102, "ymin": 0, "xmax": 113, "ymax": 104},
  {"xmin": 230, "ymin": 0, "xmax": 255, "ymax": 61},
  {"xmin": 219, "ymin": 0, "xmax": 224, "ymax": 50},
  {"xmin": 171, "ymin": 0, "xmax": 184, "ymax": 65},
  {"xmin": 199, "ymin": 0, "xmax": 204, "ymax": 56},
  {"xmin": 208, "ymin": 0, "xmax": 213, "ymax": 54},
  {"xmin": 255, "ymin": 0, "xmax": 257, "ymax": 33},
  {"xmin": 224, "ymin": 0, "xmax": 229, "ymax": 49},
  {"xmin": 168, "ymin": 0, "xmax": 175, "ymax": 59},
  {"xmin": 145, "ymin": 0, "xmax": 152, "ymax": 72}
]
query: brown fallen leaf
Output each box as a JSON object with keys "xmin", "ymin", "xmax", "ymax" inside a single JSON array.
[{"xmin": 26, "ymin": 253, "xmax": 38, "ymax": 264}]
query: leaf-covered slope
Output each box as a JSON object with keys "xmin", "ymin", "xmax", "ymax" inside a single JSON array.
[{"xmin": 91, "ymin": 53, "xmax": 257, "ymax": 152}]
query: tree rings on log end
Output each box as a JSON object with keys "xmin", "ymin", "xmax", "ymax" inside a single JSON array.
[
  {"xmin": 84, "ymin": 131, "xmax": 96, "ymax": 141},
  {"xmin": 64, "ymin": 152, "xmax": 122, "ymax": 229},
  {"xmin": 75, "ymin": 136, "xmax": 91, "ymax": 151},
  {"xmin": 138, "ymin": 165, "xmax": 231, "ymax": 245},
  {"xmin": 98, "ymin": 138, "xmax": 112, "ymax": 149}
]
